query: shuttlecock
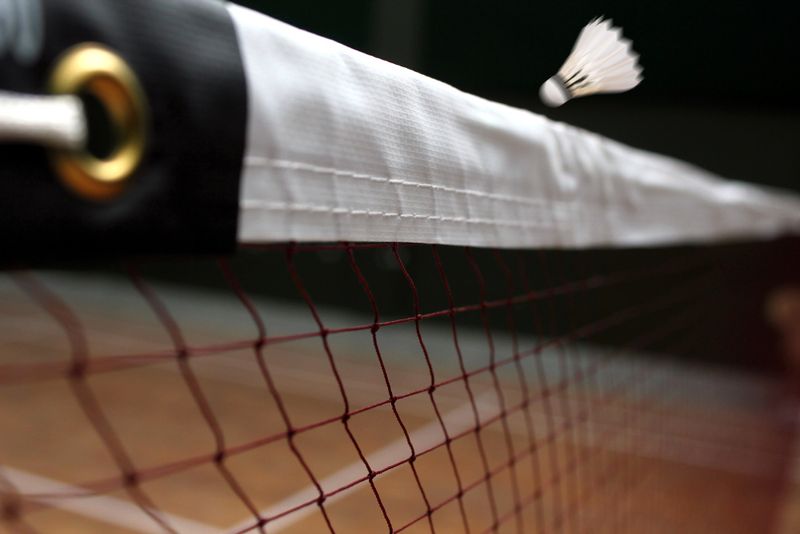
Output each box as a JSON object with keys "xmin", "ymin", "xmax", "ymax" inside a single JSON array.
[{"xmin": 540, "ymin": 18, "xmax": 642, "ymax": 107}]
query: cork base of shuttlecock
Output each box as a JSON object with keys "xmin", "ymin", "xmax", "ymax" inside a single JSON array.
[{"xmin": 539, "ymin": 77, "xmax": 571, "ymax": 107}]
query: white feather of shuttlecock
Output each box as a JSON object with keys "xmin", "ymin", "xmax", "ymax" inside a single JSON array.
[{"xmin": 540, "ymin": 18, "xmax": 642, "ymax": 107}]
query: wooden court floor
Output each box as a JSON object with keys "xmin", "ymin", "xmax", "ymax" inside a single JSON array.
[{"xmin": 0, "ymin": 274, "xmax": 798, "ymax": 533}]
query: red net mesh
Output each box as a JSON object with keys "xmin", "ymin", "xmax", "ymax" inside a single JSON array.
[{"xmin": 0, "ymin": 242, "xmax": 797, "ymax": 533}]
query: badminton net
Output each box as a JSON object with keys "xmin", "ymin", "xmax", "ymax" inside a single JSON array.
[
  {"xmin": 2, "ymin": 4, "xmax": 800, "ymax": 532},
  {"xmin": 1, "ymin": 240, "xmax": 798, "ymax": 534}
]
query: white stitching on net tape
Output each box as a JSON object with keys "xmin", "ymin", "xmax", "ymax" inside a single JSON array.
[{"xmin": 229, "ymin": 4, "xmax": 800, "ymax": 249}]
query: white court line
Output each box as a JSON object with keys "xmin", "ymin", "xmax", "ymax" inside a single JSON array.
[
  {"xmin": 226, "ymin": 392, "xmax": 499, "ymax": 533},
  {"xmin": 224, "ymin": 380, "xmax": 789, "ymax": 533},
  {"xmin": 201, "ymin": 355, "xmax": 786, "ymax": 467},
  {"xmin": 0, "ymin": 467, "xmax": 221, "ymax": 534}
]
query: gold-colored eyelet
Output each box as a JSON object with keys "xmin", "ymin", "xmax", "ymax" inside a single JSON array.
[{"xmin": 48, "ymin": 43, "xmax": 147, "ymax": 201}]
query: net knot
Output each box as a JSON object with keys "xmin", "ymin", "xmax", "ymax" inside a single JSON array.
[
  {"xmin": 1, "ymin": 500, "xmax": 19, "ymax": 521},
  {"xmin": 68, "ymin": 361, "xmax": 87, "ymax": 379},
  {"xmin": 123, "ymin": 472, "xmax": 139, "ymax": 487}
]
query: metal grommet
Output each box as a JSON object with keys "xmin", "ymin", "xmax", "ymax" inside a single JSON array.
[{"xmin": 47, "ymin": 43, "xmax": 147, "ymax": 201}]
